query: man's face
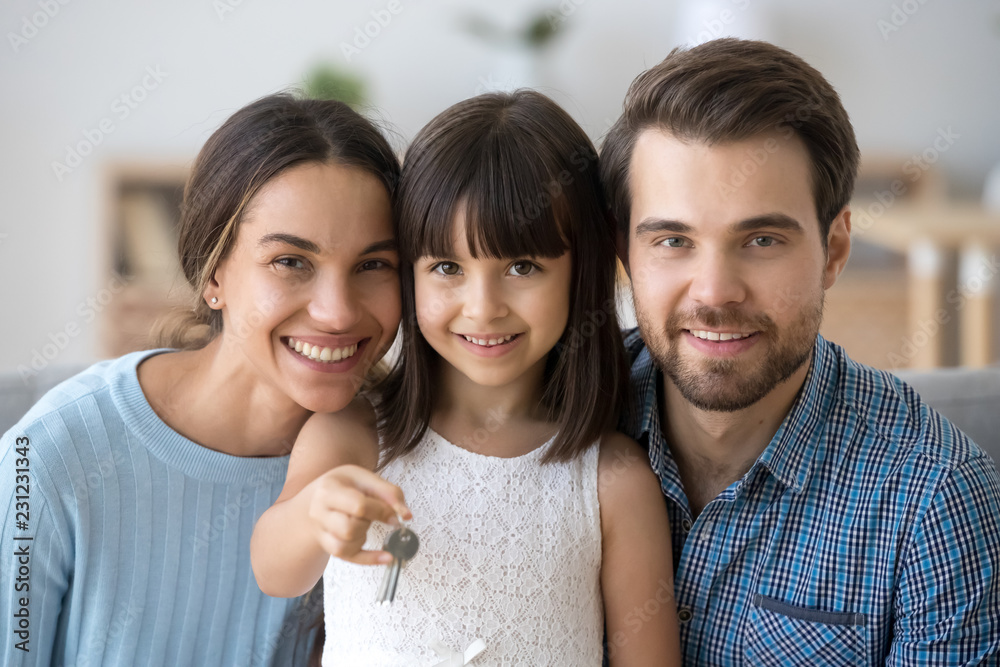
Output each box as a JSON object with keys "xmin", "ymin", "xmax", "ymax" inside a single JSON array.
[{"xmin": 624, "ymin": 129, "xmax": 851, "ymax": 412}]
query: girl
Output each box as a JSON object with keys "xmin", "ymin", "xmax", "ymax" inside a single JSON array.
[
  {"xmin": 251, "ymin": 90, "xmax": 680, "ymax": 665},
  {"xmin": 0, "ymin": 93, "xmax": 401, "ymax": 665}
]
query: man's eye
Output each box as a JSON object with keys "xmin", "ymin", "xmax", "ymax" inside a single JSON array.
[
  {"xmin": 750, "ymin": 236, "xmax": 775, "ymax": 247},
  {"xmin": 433, "ymin": 262, "xmax": 460, "ymax": 276},
  {"xmin": 508, "ymin": 261, "xmax": 537, "ymax": 277},
  {"xmin": 662, "ymin": 237, "xmax": 686, "ymax": 248}
]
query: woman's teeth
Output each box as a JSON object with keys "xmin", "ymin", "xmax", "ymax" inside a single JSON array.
[
  {"xmin": 462, "ymin": 334, "xmax": 516, "ymax": 347},
  {"xmin": 286, "ymin": 337, "xmax": 359, "ymax": 363},
  {"xmin": 689, "ymin": 330, "xmax": 752, "ymax": 341}
]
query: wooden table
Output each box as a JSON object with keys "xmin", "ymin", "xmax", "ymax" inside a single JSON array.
[{"xmin": 851, "ymin": 201, "xmax": 1000, "ymax": 368}]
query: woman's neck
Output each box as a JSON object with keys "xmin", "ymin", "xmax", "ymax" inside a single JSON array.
[{"xmin": 138, "ymin": 338, "xmax": 312, "ymax": 458}]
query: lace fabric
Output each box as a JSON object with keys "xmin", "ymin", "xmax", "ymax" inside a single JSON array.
[{"xmin": 322, "ymin": 429, "xmax": 604, "ymax": 666}]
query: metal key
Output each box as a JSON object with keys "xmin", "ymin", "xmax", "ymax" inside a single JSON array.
[{"xmin": 376, "ymin": 525, "xmax": 420, "ymax": 605}]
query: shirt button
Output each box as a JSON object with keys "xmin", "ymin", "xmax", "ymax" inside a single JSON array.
[
  {"xmin": 678, "ymin": 607, "xmax": 693, "ymax": 623},
  {"xmin": 681, "ymin": 519, "xmax": 693, "ymax": 533}
]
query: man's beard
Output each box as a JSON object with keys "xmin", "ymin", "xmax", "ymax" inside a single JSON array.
[{"xmin": 635, "ymin": 292, "xmax": 823, "ymax": 412}]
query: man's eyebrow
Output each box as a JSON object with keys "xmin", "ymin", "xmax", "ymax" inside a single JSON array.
[
  {"xmin": 634, "ymin": 214, "xmax": 805, "ymax": 237},
  {"xmin": 257, "ymin": 233, "xmax": 321, "ymax": 254},
  {"xmin": 634, "ymin": 218, "xmax": 693, "ymax": 237},
  {"xmin": 732, "ymin": 213, "xmax": 804, "ymax": 234}
]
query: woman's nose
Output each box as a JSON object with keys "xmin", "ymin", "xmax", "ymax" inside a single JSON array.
[{"xmin": 307, "ymin": 275, "xmax": 364, "ymax": 332}]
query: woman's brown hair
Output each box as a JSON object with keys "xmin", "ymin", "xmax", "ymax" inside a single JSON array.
[
  {"xmin": 377, "ymin": 90, "xmax": 627, "ymax": 465},
  {"xmin": 156, "ymin": 93, "xmax": 400, "ymax": 349}
]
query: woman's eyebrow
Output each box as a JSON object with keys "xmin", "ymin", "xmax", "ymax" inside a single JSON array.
[
  {"xmin": 361, "ymin": 239, "xmax": 398, "ymax": 254},
  {"xmin": 257, "ymin": 233, "xmax": 321, "ymax": 253}
]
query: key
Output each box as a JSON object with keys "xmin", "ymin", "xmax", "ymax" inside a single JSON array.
[{"xmin": 376, "ymin": 524, "xmax": 420, "ymax": 605}]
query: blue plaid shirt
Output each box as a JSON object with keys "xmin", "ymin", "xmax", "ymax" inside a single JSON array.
[{"xmin": 620, "ymin": 331, "xmax": 1000, "ymax": 665}]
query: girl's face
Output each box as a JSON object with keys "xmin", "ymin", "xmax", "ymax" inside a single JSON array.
[
  {"xmin": 211, "ymin": 162, "xmax": 401, "ymax": 414},
  {"xmin": 413, "ymin": 212, "xmax": 572, "ymax": 390}
]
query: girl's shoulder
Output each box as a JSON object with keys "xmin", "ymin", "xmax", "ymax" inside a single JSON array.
[
  {"xmin": 596, "ymin": 431, "xmax": 663, "ymax": 516},
  {"xmin": 295, "ymin": 395, "xmax": 381, "ymax": 470}
]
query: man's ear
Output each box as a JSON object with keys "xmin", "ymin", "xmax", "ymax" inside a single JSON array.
[{"xmin": 823, "ymin": 207, "xmax": 852, "ymax": 290}]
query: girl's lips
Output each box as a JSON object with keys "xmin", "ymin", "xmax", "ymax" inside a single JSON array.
[{"xmin": 455, "ymin": 332, "xmax": 523, "ymax": 358}]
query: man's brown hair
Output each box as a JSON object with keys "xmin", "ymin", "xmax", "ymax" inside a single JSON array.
[{"xmin": 601, "ymin": 38, "xmax": 860, "ymax": 244}]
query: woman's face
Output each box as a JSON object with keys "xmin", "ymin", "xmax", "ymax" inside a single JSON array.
[{"xmin": 211, "ymin": 161, "xmax": 400, "ymax": 414}]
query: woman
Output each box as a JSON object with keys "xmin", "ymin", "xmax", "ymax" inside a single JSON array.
[{"xmin": 0, "ymin": 93, "xmax": 401, "ymax": 665}]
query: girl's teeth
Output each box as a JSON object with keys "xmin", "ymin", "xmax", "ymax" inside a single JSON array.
[
  {"xmin": 463, "ymin": 334, "xmax": 514, "ymax": 347},
  {"xmin": 286, "ymin": 337, "xmax": 358, "ymax": 363}
]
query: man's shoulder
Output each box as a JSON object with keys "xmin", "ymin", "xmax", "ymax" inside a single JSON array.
[
  {"xmin": 622, "ymin": 327, "xmax": 647, "ymax": 366},
  {"xmin": 821, "ymin": 338, "xmax": 988, "ymax": 473}
]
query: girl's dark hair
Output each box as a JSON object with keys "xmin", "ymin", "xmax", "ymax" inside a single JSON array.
[
  {"xmin": 377, "ymin": 90, "xmax": 627, "ymax": 465},
  {"xmin": 156, "ymin": 92, "xmax": 400, "ymax": 349}
]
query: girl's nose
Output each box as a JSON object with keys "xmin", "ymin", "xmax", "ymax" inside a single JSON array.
[{"xmin": 461, "ymin": 275, "xmax": 509, "ymax": 324}]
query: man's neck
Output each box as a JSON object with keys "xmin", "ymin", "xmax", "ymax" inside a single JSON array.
[{"xmin": 662, "ymin": 362, "xmax": 810, "ymax": 517}]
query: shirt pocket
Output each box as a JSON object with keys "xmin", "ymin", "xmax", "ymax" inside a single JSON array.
[{"xmin": 744, "ymin": 594, "xmax": 868, "ymax": 666}]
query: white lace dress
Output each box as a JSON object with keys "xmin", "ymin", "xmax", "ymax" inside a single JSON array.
[{"xmin": 322, "ymin": 428, "xmax": 604, "ymax": 666}]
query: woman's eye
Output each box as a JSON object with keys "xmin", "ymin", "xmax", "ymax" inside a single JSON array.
[
  {"xmin": 433, "ymin": 262, "xmax": 460, "ymax": 276},
  {"xmin": 749, "ymin": 236, "xmax": 775, "ymax": 247},
  {"xmin": 508, "ymin": 261, "xmax": 537, "ymax": 276},
  {"xmin": 274, "ymin": 257, "xmax": 306, "ymax": 270},
  {"xmin": 359, "ymin": 259, "xmax": 393, "ymax": 272},
  {"xmin": 661, "ymin": 237, "xmax": 686, "ymax": 248}
]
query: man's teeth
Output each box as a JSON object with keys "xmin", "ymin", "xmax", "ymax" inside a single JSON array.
[
  {"xmin": 286, "ymin": 337, "xmax": 359, "ymax": 362},
  {"xmin": 462, "ymin": 334, "xmax": 515, "ymax": 347},
  {"xmin": 689, "ymin": 330, "xmax": 752, "ymax": 342}
]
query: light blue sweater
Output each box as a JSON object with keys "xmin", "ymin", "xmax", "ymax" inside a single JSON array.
[{"xmin": 0, "ymin": 350, "xmax": 319, "ymax": 666}]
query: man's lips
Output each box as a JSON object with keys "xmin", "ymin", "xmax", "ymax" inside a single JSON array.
[{"xmin": 685, "ymin": 329, "xmax": 758, "ymax": 342}]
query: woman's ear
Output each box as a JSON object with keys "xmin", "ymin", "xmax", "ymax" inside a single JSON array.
[
  {"xmin": 203, "ymin": 272, "xmax": 223, "ymax": 309},
  {"xmin": 823, "ymin": 207, "xmax": 852, "ymax": 290}
]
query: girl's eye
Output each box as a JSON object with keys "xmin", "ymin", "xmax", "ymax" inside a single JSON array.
[
  {"xmin": 433, "ymin": 262, "xmax": 461, "ymax": 276},
  {"xmin": 661, "ymin": 237, "xmax": 686, "ymax": 248},
  {"xmin": 749, "ymin": 236, "xmax": 776, "ymax": 247},
  {"xmin": 508, "ymin": 261, "xmax": 537, "ymax": 277},
  {"xmin": 274, "ymin": 257, "xmax": 306, "ymax": 270}
]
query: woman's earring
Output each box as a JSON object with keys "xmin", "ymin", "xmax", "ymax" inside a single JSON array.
[{"xmin": 210, "ymin": 297, "xmax": 218, "ymax": 305}]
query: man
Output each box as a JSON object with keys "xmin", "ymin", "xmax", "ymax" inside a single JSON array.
[{"xmin": 602, "ymin": 38, "xmax": 1000, "ymax": 664}]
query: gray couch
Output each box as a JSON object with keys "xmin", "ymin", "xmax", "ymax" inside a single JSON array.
[{"xmin": 1, "ymin": 362, "xmax": 998, "ymax": 471}]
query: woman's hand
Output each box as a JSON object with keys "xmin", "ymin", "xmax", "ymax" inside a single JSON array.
[{"xmin": 307, "ymin": 464, "xmax": 412, "ymax": 565}]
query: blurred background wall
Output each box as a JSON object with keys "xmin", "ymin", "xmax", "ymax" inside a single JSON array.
[{"xmin": 1, "ymin": 0, "xmax": 999, "ymax": 378}]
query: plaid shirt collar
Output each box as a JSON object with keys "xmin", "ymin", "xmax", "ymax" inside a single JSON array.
[{"xmin": 623, "ymin": 334, "xmax": 841, "ymax": 497}]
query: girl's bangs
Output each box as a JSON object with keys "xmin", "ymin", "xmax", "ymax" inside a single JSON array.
[{"xmin": 403, "ymin": 127, "xmax": 571, "ymax": 261}]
